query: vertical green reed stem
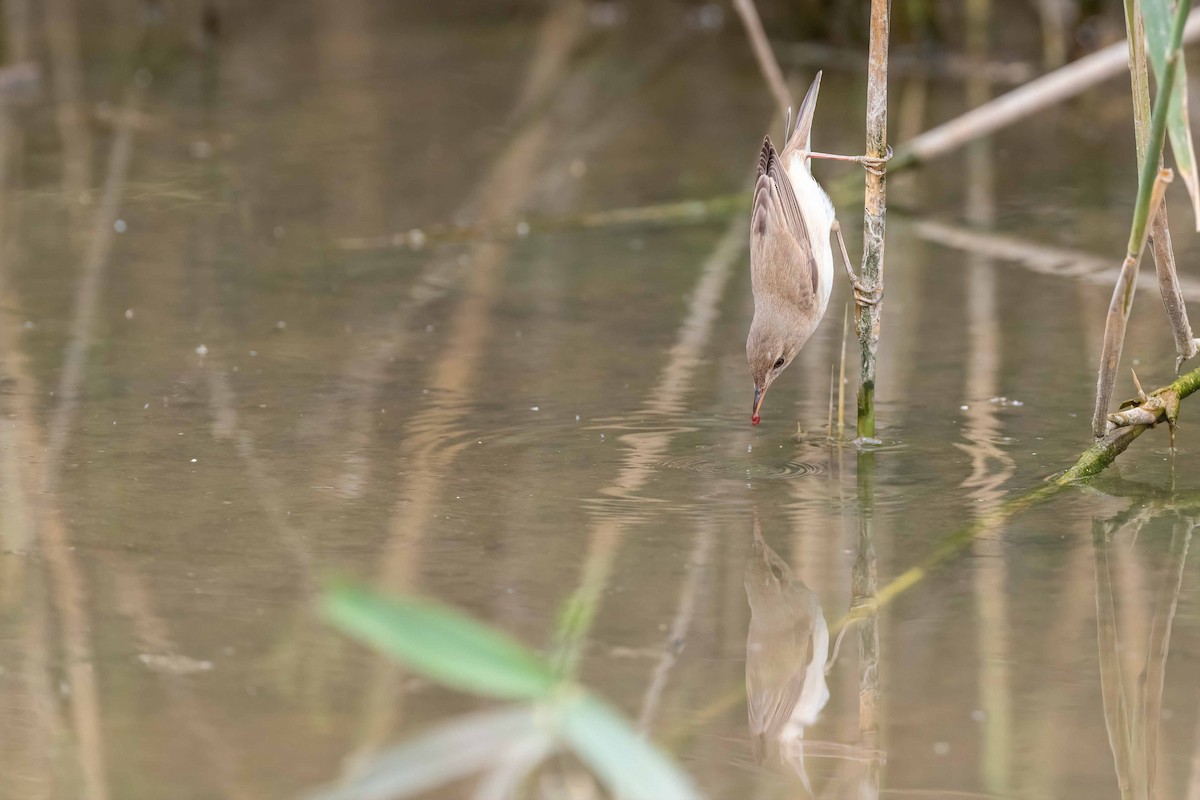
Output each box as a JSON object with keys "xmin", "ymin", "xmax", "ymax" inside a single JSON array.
[{"xmin": 1128, "ymin": 4, "xmax": 1186, "ymax": 258}]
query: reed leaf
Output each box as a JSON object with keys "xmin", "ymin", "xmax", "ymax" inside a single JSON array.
[
  {"xmin": 1143, "ymin": 0, "xmax": 1200, "ymax": 228},
  {"xmin": 560, "ymin": 692, "xmax": 703, "ymax": 800},
  {"xmin": 321, "ymin": 584, "xmax": 556, "ymax": 700}
]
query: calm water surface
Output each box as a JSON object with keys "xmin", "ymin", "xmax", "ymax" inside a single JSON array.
[{"xmin": 2, "ymin": 3, "xmax": 1200, "ymax": 799}]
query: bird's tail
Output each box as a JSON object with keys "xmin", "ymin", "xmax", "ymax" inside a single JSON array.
[{"xmin": 783, "ymin": 70, "xmax": 822, "ymax": 158}]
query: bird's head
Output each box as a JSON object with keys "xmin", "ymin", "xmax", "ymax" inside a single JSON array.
[{"xmin": 746, "ymin": 316, "xmax": 800, "ymax": 425}]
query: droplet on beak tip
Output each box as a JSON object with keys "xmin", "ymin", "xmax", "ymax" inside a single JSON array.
[{"xmin": 752, "ymin": 414, "xmax": 761, "ymax": 426}]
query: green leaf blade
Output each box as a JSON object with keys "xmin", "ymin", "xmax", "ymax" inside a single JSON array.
[
  {"xmin": 1142, "ymin": 0, "xmax": 1200, "ymax": 228},
  {"xmin": 560, "ymin": 693, "xmax": 703, "ymax": 800},
  {"xmin": 322, "ymin": 584, "xmax": 556, "ymax": 700}
]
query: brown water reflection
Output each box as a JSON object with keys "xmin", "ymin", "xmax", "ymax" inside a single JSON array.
[
  {"xmin": 745, "ymin": 516, "xmax": 829, "ymax": 793},
  {"xmin": 2, "ymin": 2, "xmax": 1200, "ymax": 799}
]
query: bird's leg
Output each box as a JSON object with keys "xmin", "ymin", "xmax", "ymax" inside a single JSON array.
[
  {"xmin": 832, "ymin": 219, "xmax": 881, "ymax": 307},
  {"xmin": 824, "ymin": 595, "xmax": 879, "ymax": 675},
  {"xmin": 803, "ymin": 145, "xmax": 893, "ymax": 176}
]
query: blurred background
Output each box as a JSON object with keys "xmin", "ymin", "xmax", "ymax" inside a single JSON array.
[{"xmin": 2, "ymin": 1, "xmax": 1200, "ymax": 798}]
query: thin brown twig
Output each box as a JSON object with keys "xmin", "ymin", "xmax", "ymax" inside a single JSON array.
[
  {"xmin": 730, "ymin": 0, "xmax": 792, "ymax": 114},
  {"xmin": 1139, "ymin": 517, "xmax": 1192, "ymax": 798}
]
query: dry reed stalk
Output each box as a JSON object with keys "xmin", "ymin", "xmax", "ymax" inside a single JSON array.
[
  {"xmin": 731, "ymin": 0, "xmax": 793, "ymax": 114},
  {"xmin": 855, "ymin": 0, "xmax": 889, "ymax": 438},
  {"xmin": 1093, "ymin": 168, "xmax": 1174, "ymax": 437}
]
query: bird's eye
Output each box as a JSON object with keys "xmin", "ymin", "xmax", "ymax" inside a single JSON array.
[{"xmin": 773, "ymin": 356, "xmax": 785, "ymax": 369}]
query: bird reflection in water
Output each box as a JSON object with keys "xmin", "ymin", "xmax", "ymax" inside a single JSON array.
[{"xmin": 745, "ymin": 516, "xmax": 830, "ymax": 793}]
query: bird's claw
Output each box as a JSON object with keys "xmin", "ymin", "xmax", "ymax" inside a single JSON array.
[
  {"xmin": 853, "ymin": 280, "xmax": 882, "ymax": 307},
  {"xmin": 847, "ymin": 596, "xmax": 878, "ymax": 618},
  {"xmin": 860, "ymin": 145, "xmax": 893, "ymax": 177}
]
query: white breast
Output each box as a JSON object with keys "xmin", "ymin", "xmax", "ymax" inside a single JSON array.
[{"xmin": 785, "ymin": 154, "xmax": 835, "ymax": 315}]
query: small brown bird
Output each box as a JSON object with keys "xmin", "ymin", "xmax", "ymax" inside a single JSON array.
[
  {"xmin": 745, "ymin": 517, "xmax": 829, "ymax": 792},
  {"xmin": 747, "ymin": 72, "xmax": 876, "ymax": 425}
]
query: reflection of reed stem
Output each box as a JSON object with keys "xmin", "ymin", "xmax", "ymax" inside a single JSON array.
[
  {"xmin": 1092, "ymin": 509, "xmax": 1192, "ymax": 800},
  {"xmin": 552, "ymin": 222, "xmax": 746, "ymax": 676},
  {"xmin": 1139, "ymin": 518, "xmax": 1192, "ymax": 798},
  {"xmin": 206, "ymin": 367, "xmax": 318, "ymax": 586},
  {"xmin": 853, "ymin": 452, "xmax": 881, "ymax": 799},
  {"xmin": 37, "ymin": 84, "xmax": 143, "ymax": 800},
  {"xmin": 1189, "ymin": 693, "xmax": 1200, "ymax": 800},
  {"xmin": 0, "ymin": 95, "xmax": 64, "ymax": 800},
  {"xmin": 962, "ymin": 4, "xmax": 1015, "ymax": 785},
  {"xmin": 636, "ymin": 519, "xmax": 714, "ymax": 733},
  {"xmin": 345, "ymin": 1, "xmax": 594, "ymax": 762},
  {"xmin": 1093, "ymin": 520, "xmax": 1135, "ymax": 797}
]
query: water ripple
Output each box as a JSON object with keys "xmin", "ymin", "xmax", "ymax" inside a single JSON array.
[{"xmin": 655, "ymin": 455, "xmax": 826, "ymax": 481}]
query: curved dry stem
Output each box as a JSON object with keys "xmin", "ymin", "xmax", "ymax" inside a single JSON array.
[{"xmin": 730, "ymin": 0, "xmax": 793, "ymax": 115}]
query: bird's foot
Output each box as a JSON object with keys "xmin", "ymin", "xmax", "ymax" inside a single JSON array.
[
  {"xmin": 806, "ymin": 146, "xmax": 893, "ymax": 176},
  {"xmin": 847, "ymin": 596, "xmax": 878, "ymax": 619},
  {"xmin": 852, "ymin": 279, "xmax": 882, "ymax": 307},
  {"xmin": 860, "ymin": 145, "xmax": 893, "ymax": 177}
]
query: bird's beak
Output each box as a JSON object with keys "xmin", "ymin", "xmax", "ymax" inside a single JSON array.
[{"xmin": 752, "ymin": 383, "xmax": 766, "ymax": 425}]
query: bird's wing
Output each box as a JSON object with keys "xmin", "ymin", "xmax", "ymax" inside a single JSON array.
[
  {"xmin": 750, "ymin": 137, "xmax": 818, "ymax": 310},
  {"xmin": 746, "ymin": 625, "xmax": 815, "ymax": 740}
]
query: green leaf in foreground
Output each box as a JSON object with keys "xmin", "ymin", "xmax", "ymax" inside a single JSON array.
[
  {"xmin": 1143, "ymin": 0, "xmax": 1200, "ymax": 228},
  {"xmin": 560, "ymin": 692, "xmax": 703, "ymax": 800},
  {"xmin": 321, "ymin": 584, "xmax": 556, "ymax": 700}
]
